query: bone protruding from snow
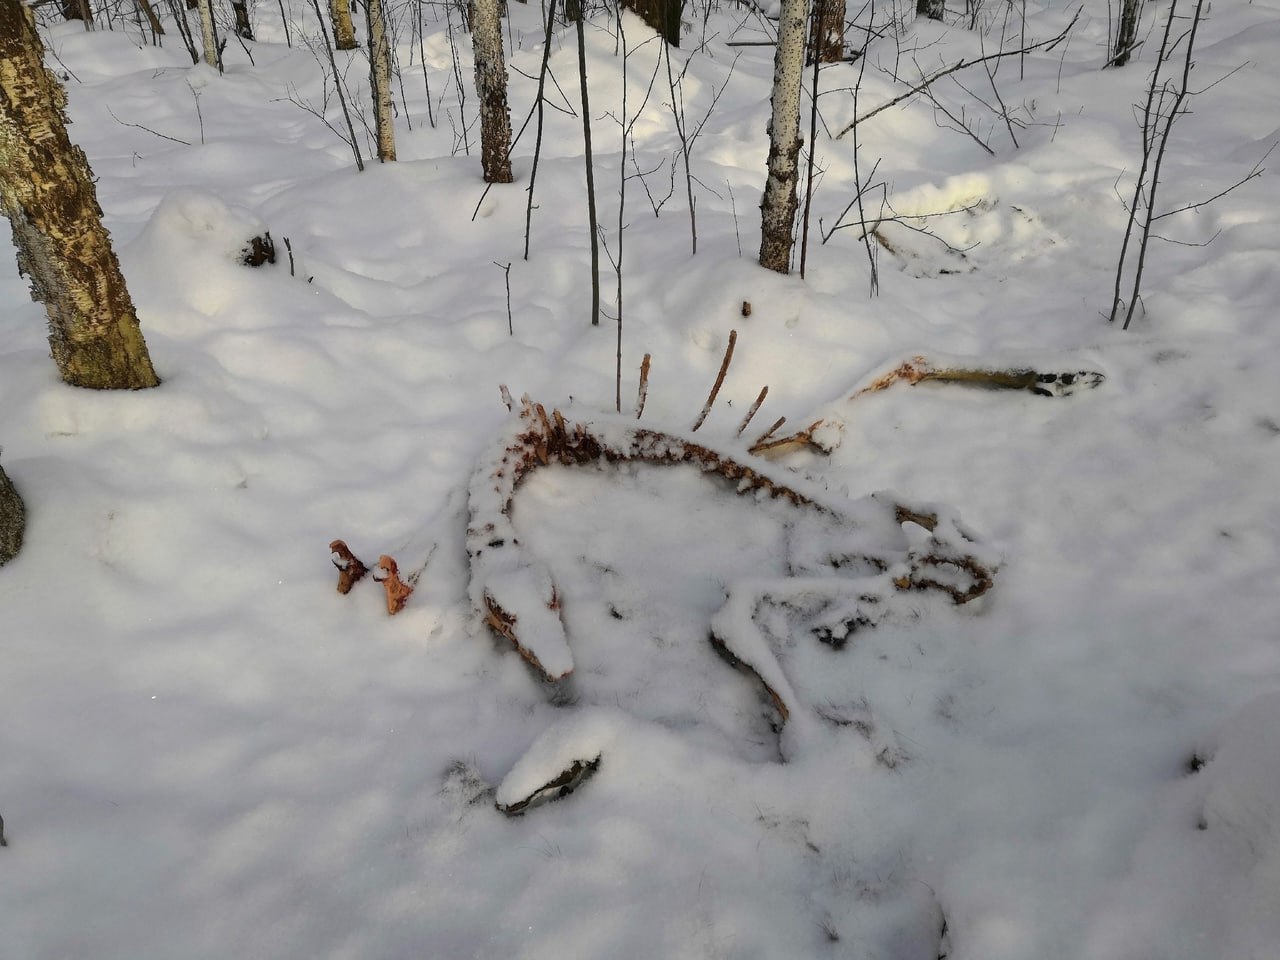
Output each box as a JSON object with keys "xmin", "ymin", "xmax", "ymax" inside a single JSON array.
[
  {"xmin": 495, "ymin": 710, "xmax": 621, "ymax": 814},
  {"xmin": 374, "ymin": 555, "xmax": 413, "ymax": 615},
  {"xmin": 851, "ymin": 354, "xmax": 1106, "ymax": 400},
  {"xmin": 329, "ymin": 539, "xmax": 369, "ymax": 594}
]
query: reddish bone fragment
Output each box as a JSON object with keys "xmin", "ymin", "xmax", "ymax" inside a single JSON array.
[
  {"xmin": 374, "ymin": 555, "xmax": 413, "ymax": 615},
  {"xmin": 329, "ymin": 540, "xmax": 369, "ymax": 594}
]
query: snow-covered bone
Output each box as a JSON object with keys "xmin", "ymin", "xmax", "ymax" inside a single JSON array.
[
  {"xmin": 328, "ymin": 539, "xmax": 368, "ymax": 594},
  {"xmin": 850, "ymin": 354, "xmax": 1106, "ymax": 400},
  {"xmin": 467, "ymin": 400, "xmax": 996, "ymax": 711}
]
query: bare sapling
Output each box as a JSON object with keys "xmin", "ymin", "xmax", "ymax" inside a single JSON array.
[
  {"xmin": 522, "ymin": 0, "xmax": 558, "ymax": 258},
  {"xmin": 1108, "ymin": 0, "xmax": 1266, "ymax": 329},
  {"xmin": 414, "ymin": 0, "xmax": 436, "ymax": 127},
  {"xmin": 834, "ymin": 9, "xmax": 1078, "ymax": 140},
  {"xmin": 164, "ymin": 0, "xmax": 200, "ymax": 62},
  {"xmin": 575, "ymin": 0, "xmax": 600, "ymax": 325},
  {"xmin": 308, "ymin": 0, "xmax": 365, "ymax": 169}
]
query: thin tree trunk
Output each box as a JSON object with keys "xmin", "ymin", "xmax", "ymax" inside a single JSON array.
[
  {"xmin": 575, "ymin": 7, "xmax": 599, "ymax": 325},
  {"xmin": 330, "ymin": 0, "xmax": 358, "ymax": 49},
  {"xmin": 1112, "ymin": 0, "xmax": 1139, "ymax": 67},
  {"xmin": 621, "ymin": 0, "xmax": 681, "ymax": 46},
  {"xmin": 807, "ymin": 0, "xmax": 842, "ymax": 63},
  {"xmin": 916, "ymin": 0, "xmax": 943, "ymax": 20},
  {"xmin": 166, "ymin": 0, "xmax": 199, "ymax": 61},
  {"xmin": 231, "ymin": 0, "xmax": 252, "ymax": 38},
  {"xmin": 470, "ymin": 0, "xmax": 513, "ymax": 182},
  {"xmin": 366, "ymin": 0, "xmax": 397, "ymax": 161},
  {"xmin": 0, "ymin": 0, "xmax": 160, "ymax": 389},
  {"xmin": 136, "ymin": 0, "xmax": 164, "ymax": 36},
  {"xmin": 196, "ymin": 0, "xmax": 219, "ymax": 66},
  {"xmin": 758, "ymin": 0, "xmax": 808, "ymax": 273}
]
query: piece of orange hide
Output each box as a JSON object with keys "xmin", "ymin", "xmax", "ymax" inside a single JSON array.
[
  {"xmin": 374, "ymin": 555, "xmax": 413, "ymax": 615},
  {"xmin": 330, "ymin": 540, "xmax": 369, "ymax": 594}
]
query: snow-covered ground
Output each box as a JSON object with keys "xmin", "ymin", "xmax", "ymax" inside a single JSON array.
[{"xmin": 2, "ymin": 0, "xmax": 1279, "ymax": 956}]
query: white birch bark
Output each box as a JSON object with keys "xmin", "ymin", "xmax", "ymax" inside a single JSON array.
[
  {"xmin": 329, "ymin": 0, "xmax": 357, "ymax": 49},
  {"xmin": 0, "ymin": 0, "xmax": 160, "ymax": 389},
  {"xmin": 196, "ymin": 0, "xmax": 218, "ymax": 66},
  {"xmin": 469, "ymin": 0, "xmax": 513, "ymax": 182},
  {"xmin": 366, "ymin": 0, "xmax": 396, "ymax": 161},
  {"xmin": 758, "ymin": 0, "xmax": 809, "ymax": 273}
]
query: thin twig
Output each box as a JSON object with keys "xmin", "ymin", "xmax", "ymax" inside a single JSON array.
[
  {"xmin": 834, "ymin": 9, "xmax": 1079, "ymax": 139},
  {"xmin": 105, "ymin": 105, "xmax": 191, "ymax": 145}
]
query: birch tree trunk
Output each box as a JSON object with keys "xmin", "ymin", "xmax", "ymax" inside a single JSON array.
[
  {"xmin": 469, "ymin": 0, "xmax": 513, "ymax": 182},
  {"xmin": 330, "ymin": 0, "xmax": 357, "ymax": 49},
  {"xmin": 0, "ymin": 0, "xmax": 160, "ymax": 389},
  {"xmin": 758, "ymin": 0, "xmax": 809, "ymax": 273},
  {"xmin": 366, "ymin": 0, "xmax": 396, "ymax": 161},
  {"xmin": 196, "ymin": 0, "xmax": 219, "ymax": 66}
]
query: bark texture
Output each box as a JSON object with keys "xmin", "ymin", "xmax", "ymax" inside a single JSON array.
[
  {"xmin": 0, "ymin": 0, "xmax": 160, "ymax": 389},
  {"xmin": 0, "ymin": 460, "xmax": 23, "ymax": 567},
  {"xmin": 808, "ymin": 0, "xmax": 843, "ymax": 63},
  {"xmin": 916, "ymin": 0, "xmax": 943, "ymax": 20},
  {"xmin": 195, "ymin": 0, "xmax": 218, "ymax": 66},
  {"xmin": 622, "ymin": 0, "xmax": 682, "ymax": 46},
  {"xmin": 469, "ymin": 0, "xmax": 513, "ymax": 182},
  {"xmin": 758, "ymin": 0, "xmax": 809, "ymax": 273},
  {"xmin": 136, "ymin": 0, "xmax": 165, "ymax": 36},
  {"xmin": 330, "ymin": 0, "xmax": 356, "ymax": 49},
  {"xmin": 1113, "ymin": 0, "xmax": 1139, "ymax": 66},
  {"xmin": 231, "ymin": 0, "xmax": 252, "ymax": 39},
  {"xmin": 366, "ymin": 0, "xmax": 396, "ymax": 161}
]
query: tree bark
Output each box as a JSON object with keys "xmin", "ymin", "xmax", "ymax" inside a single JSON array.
[
  {"xmin": 622, "ymin": 0, "xmax": 682, "ymax": 46},
  {"xmin": 0, "ymin": 459, "xmax": 23, "ymax": 567},
  {"xmin": 916, "ymin": 0, "xmax": 943, "ymax": 20},
  {"xmin": 330, "ymin": 0, "xmax": 357, "ymax": 49},
  {"xmin": 366, "ymin": 0, "xmax": 396, "ymax": 161},
  {"xmin": 808, "ymin": 0, "xmax": 843, "ymax": 63},
  {"xmin": 758, "ymin": 0, "xmax": 809, "ymax": 273},
  {"xmin": 136, "ymin": 0, "xmax": 165, "ymax": 35},
  {"xmin": 231, "ymin": 0, "xmax": 252, "ymax": 39},
  {"xmin": 1112, "ymin": 0, "xmax": 1139, "ymax": 66},
  {"xmin": 469, "ymin": 0, "xmax": 513, "ymax": 182},
  {"xmin": 0, "ymin": 0, "xmax": 160, "ymax": 389},
  {"xmin": 195, "ymin": 0, "xmax": 219, "ymax": 66}
]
